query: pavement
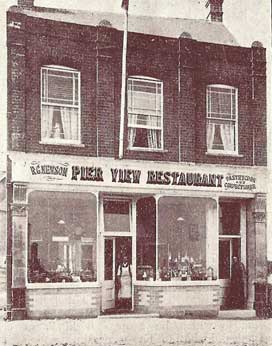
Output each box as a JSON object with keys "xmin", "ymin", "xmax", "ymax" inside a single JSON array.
[{"xmin": 1, "ymin": 316, "xmax": 272, "ymax": 346}]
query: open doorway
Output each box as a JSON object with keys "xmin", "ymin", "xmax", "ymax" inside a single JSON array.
[
  {"xmin": 102, "ymin": 236, "xmax": 132, "ymax": 314},
  {"xmin": 219, "ymin": 201, "xmax": 246, "ymax": 310}
]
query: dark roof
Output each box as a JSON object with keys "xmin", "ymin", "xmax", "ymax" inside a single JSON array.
[{"xmin": 10, "ymin": 6, "xmax": 239, "ymax": 46}]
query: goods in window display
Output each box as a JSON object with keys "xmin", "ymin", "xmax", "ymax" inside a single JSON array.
[
  {"xmin": 80, "ymin": 261, "xmax": 96, "ymax": 282},
  {"xmin": 137, "ymin": 265, "xmax": 154, "ymax": 281},
  {"xmin": 159, "ymin": 254, "xmax": 214, "ymax": 281},
  {"xmin": 28, "ymin": 191, "xmax": 98, "ymax": 284}
]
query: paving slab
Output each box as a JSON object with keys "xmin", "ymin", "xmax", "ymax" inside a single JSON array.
[{"xmin": 1, "ymin": 317, "xmax": 272, "ymax": 346}]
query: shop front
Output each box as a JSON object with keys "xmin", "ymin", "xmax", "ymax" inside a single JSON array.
[{"xmin": 7, "ymin": 153, "xmax": 267, "ymax": 319}]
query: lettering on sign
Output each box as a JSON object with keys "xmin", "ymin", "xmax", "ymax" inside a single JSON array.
[
  {"xmin": 30, "ymin": 161, "xmax": 69, "ymax": 181},
  {"xmin": 224, "ymin": 175, "xmax": 256, "ymax": 191},
  {"xmin": 146, "ymin": 171, "xmax": 224, "ymax": 187},
  {"xmin": 27, "ymin": 161, "xmax": 257, "ymax": 192},
  {"xmin": 111, "ymin": 168, "xmax": 141, "ymax": 184},
  {"xmin": 71, "ymin": 166, "xmax": 104, "ymax": 182}
]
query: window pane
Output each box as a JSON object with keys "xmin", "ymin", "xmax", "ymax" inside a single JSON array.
[
  {"xmin": 219, "ymin": 202, "xmax": 240, "ymax": 235},
  {"xmin": 47, "ymin": 73, "xmax": 74, "ymax": 104},
  {"xmin": 28, "ymin": 192, "xmax": 97, "ymax": 283},
  {"xmin": 42, "ymin": 69, "xmax": 78, "ymax": 106},
  {"xmin": 128, "ymin": 113, "xmax": 161, "ymax": 128},
  {"xmin": 207, "ymin": 86, "xmax": 236, "ymax": 121},
  {"xmin": 158, "ymin": 197, "xmax": 209, "ymax": 281},
  {"xmin": 104, "ymin": 200, "xmax": 130, "ymax": 232},
  {"xmin": 128, "ymin": 77, "xmax": 163, "ymax": 149},
  {"xmin": 41, "ymin": 105, "xmax": 79, "ymax": 141},
  {"xmin": 128, "ymin": 128, "xmax": 162, "ymax": 149},
  {"xmin": 207, "ymin": 119, "xmax": 235, "ymax": 152},
  {"xmin": 104, "ymin": 239, "xmax": 113, "ymax": 280},
  {"xmin": 41, "ymin": 67, "xmax": 80, "ymax": 143},
  {"xmin": 219, "ymin": 240, "xmax": 230, "ymax": 279},
  {"xmin": 136, "ymin": 197, "xmax": 156, "ymax": 281}
]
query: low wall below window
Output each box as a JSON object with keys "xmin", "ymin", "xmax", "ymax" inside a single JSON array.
[
  {"xmin": 134, "ymin": 281, "xmax": 220, "ymax": 318},
  {"xmin": 26, "ymin": 284, "xmax": 101, "ymax": 319}
]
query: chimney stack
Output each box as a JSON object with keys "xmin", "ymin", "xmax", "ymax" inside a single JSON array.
[
  {"xmin": 209, "ymin": 0, "xmax": 224, "ymax": 22},
  {"xmin": 18, "ymin": 0, "xmax": 34, "ymax": 9}
]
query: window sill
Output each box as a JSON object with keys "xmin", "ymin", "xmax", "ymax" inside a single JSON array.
[
  {"xmin": 39, "ymin": 140, "xmax": 85, "ymax": 148},
  {"xmin": 26, "ymin": 282, "xmax": 101, "ymax": 289},
  {"xmin": 205, "ymin": 151, "xmax": 243, "ymax": 158},
  {"xmin": 134, "ymin": 280, "xmax": 219, "ymax": 287},
  {"xmin": 127, "ymin": 147, "xmax": 168, "ymax": 153}
]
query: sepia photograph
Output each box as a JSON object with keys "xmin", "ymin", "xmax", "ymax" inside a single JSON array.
[{"xmin": 0, "ymin": 0, "xmax": 271, "ymax": 345}]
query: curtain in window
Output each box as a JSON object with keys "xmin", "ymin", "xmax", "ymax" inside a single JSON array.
[
  {"xmin": 207, "ymin": 122, "xmax": 215, "ymax": 150},
  {"xmin": 63, "ymin": 244, "xmax": 73, "ymax": 273},
  {"xmin": 220, "ymin": 123, "xmax": 234, "ymax": 151},
  {"xmin": 71, "ymin": 241, "xmax": 82, "ymax": 274},
  {"xmin": 61, "ymin": 107, "xmax": 78, "ymax": 140},
  {"xmin": 41, "ymin": 106, "xmax": 54, "ymax": 139},
  {"xmin": 147, "ymin": 129, "xmax": 159, "ymax": 149},
  {"xmin": 128, "ymin": 128, "xmax": 136, "ymax": 147}
]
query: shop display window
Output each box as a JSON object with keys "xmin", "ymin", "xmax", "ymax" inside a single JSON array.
[
  {"xmin": 158, "ymin": 197, "xmax": 211, "ymax": 281},
  {"xmin": 28, "ymin": 191, "xmax": 97, "ymax": 284},
  {"xmin": 136, "ymin": 197, "xmax": 156, "ymax": 280}
]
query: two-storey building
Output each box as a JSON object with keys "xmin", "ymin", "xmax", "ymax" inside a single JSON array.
[{"xmin": 6, "ymin": 0, "xmax": 267, "ymax": 319}]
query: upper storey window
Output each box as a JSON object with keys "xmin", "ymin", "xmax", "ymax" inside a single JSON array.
[
  {"xmin": 127, "ymin": 77, "xmax": 163, "ymax": 150},
  {"xmin": 41, "ymin": 66, "xmax": 80, "ymax": 145},
  {"xmin": 206, "ymin": 85, "xmax": 238, "ymax": 155}
]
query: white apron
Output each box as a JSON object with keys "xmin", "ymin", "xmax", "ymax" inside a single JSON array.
[{"xmin": 118, "ymin": 265, "xmax": 132, "ymax": 299}]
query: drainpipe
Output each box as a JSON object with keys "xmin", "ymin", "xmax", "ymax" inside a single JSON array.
[
  {"xmin": 6, "ymin": 157, "xmax": 12, "ymax": 320},
  {"xmin": 178, "ymin": 38, "xmax": 181, "ymax": 162},
  {"xmin": 118, "ymin": 4, "xmax": 128, "ymax": 159}
]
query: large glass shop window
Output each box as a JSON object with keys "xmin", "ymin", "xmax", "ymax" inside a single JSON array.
[
  {"xmin": 28, "ymin": 191, "xmax": 97, "ymax": 283},
  {"xmin": 158, "ymin": 197, "xmax": 210, "ymax": 281},
  {"xmin": 136, "ymin": 197, "xmax": 156, "ymax": 280}
]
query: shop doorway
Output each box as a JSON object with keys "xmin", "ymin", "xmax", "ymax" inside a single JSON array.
[
  {"xmin": 219, "ymin": 237, "xmax": 241, "ymax": 309},
  {"xmin": 102, "ymin": 236, "xmax": 132, "ymax": 313}
]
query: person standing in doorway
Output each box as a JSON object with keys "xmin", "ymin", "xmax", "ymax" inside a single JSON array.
[
  {"xmin": 229, "ymin": 256, "xmax": 246, "ymax": 309},
  {"xmin": 117, "ymin": 254, "xmax": 132, "ymax": 310}
]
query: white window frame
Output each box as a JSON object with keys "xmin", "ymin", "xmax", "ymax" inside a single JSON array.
[
  {"xmin": 40, "ymin": 65, "xmax": 81, "ymax": 145},
  {"xmin": 127, "ymin": 76, "xmax": 164, "ymax": 151},
  {"xmin": 206, "ymin": 84, "xmax": 238, "ymax": 155}
]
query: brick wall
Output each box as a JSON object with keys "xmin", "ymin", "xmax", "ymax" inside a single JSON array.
[
  {"xmin": 7, "ymin": 9, "xmax": 267, "ymax": 166},
  {"xmin": 134, "ymin": 284, "xmax": 220, "ymax": 317},
  {"xmin": 26, "ymin": 286, "xmax": 101, "ymax": 319}
]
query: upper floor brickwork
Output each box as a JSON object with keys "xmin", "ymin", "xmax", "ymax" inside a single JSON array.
[{"xmin": 7, "ymin": 7, "xmax": 267, "ymax": 166}]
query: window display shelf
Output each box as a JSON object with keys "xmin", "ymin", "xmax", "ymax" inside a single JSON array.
[{"xmin": 134, "ymin": 280, "xmax": 219, "ymax": 287}]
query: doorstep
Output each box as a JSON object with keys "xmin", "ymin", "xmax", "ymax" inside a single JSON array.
[
  {"xmin": 98, "ymin": 313, "xmax": 160, "ymax": 319},
  {"xmin": 218, "ymin": 309, "xmax": 256, "ymax": 319}
]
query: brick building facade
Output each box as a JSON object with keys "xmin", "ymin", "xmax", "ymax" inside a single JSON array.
[{"xmin": 6, "ymin": 0, "xmax": 268, "ymax": 319}]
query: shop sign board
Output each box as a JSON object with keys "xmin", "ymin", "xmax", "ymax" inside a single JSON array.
[{"xmin": 10, "ymin": 153, "xmax": 266, "ymax": 194}]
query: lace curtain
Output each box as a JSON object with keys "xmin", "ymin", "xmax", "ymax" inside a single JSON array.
[
  {"xmin": 207, "ymin": 122, "xmax": 234, "ymax": 151},
  {"xmin": 41, "ymin": 106, "xmax": 54, "ymax": 139},
  {"xmin": 61, "ymin": 107, "xmax": 78, "ymax": 140},
  {"xmin": 41, "ymin": 106, "xmax": 78, "ymax": 140}
]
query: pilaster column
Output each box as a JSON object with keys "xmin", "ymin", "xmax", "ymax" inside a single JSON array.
[
  {"xmin": 11, "ymin": 203, "xmax": 28, "ymax": 320},
  {"xmin": 247, "ymin": 194, "xmax": 267, "ymax": 309},
  {"xmin": 253, "ymin": 194, "xmax": 267, "ymax": 277}
]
